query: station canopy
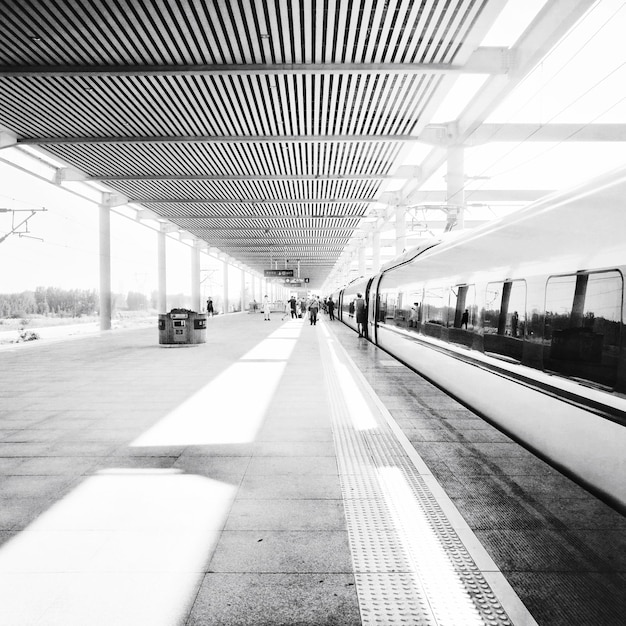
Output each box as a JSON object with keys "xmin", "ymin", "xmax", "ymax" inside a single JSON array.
[{"xmin": 0, "ymin": 0, "xmax": 624, "ymax": 289}]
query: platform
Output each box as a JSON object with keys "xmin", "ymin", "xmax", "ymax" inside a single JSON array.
[{"xmin": 0, "ymin": 312, "xmax": 624, "ymax": 625}]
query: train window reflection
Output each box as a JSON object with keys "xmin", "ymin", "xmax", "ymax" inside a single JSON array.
[
  {"xmin": 423, "ymin": 287, "xmax": 447, "ymax": 325},
  {"xmin": 446, "ymin": 284, "xmax": 478, "ymax": 348},
  {"xmin": 483, "ymin": 280, "xmax": 526, "ymax": 362},
  {"xmin": 544, "ymin": 271, "xmax": 622, "ymax": 388}
]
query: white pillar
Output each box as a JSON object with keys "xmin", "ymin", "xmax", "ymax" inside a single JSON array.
[
  {"xmin": 191, "ymin": 242, "xmax": 201, "ymax": 312},
  {"xmin": 395, "ymin": 206, "xmax": 406, "ymax": 256},
  {"xmin": 240, "ymin": 268, "xmax": 246, "ymax": 312},
  {"xmin": 222, "ymin": 258, "xmax": 229, "ymax": 314},
  {"xmin": 98, "ymin": 203, "xmax": 112, "ymax": 330},
  {"xmin": 372, "ymin": 230, "xmax": 381, "ymax": 274},
  {"xmin": 157, "ymin": 225, "xmax": 167, "ymax": 313},
  {"xmin": 358, "ymin": 244, "xmax": 366, "ymax": 277},
  {"xmin": 447, "ymin": 145, "xmax": 465, "ymax": 229}
]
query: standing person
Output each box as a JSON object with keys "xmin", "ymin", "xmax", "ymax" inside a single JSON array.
[
  {"xmin": 206, "ymin": 297, "xmax": 214, "ymax": 317},
  {"xmin": 327, "ymin": 296, "xmax": 335, "ymax": 321},
  {"xmin": 299, "ymin": 299, "xmax": 306, "ymax": 319},
  {"xmin": 355, "ymin": 292, "xmax": 366, "ymax": 338},
  {"xmin": 263, "ymin": 294, "xmax": 271, "ymax": 321},
  {"xmin": 289, "ymin": 296, "xmax": 297, "ymax": 318},
  {"xmin": 308, "ymin": 297, "xmax": 319, "ymax": 326},
  {"xmin": 281, "ymin": 299, "xmax": 290, "ymax": 321}
]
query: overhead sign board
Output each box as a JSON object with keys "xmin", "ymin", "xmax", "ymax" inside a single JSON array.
[
  {"xmin": 264, "ymin": 269, "xmax": 293, "ymax": 277},
  {"xmin": 284, "ymin": 277, "xmax": 309, "ymax": 284}
]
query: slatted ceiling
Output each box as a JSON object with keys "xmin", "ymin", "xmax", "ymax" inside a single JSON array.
[
  {"xmin": 102, "ymin": 178, "xmax": 381, "ymax": 202},
  {"xmin": 0, "ymin": 1, "xmax": 488, "ymax": 66},
  {"xmin": 41, "ymin": 141, "xmax": 400, "ymax": 178},
  {"xmin": 3, "ymin": 71, "xmax": 444, "ymax": 136},
  {"xmin": 0, "ymin": 0, "xmax": 494, "ymax": 286}
]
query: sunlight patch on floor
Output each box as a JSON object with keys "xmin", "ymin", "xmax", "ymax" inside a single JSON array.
[
  {"xmin": 131, "ymin": 323, "xmax": 302, "ymax": 447},
  {"xmin": 0, "ymin": 469, "xmax": 236, "ymax": 626},
  {"xmin": 321, "ymin": 324, "xmax": 378, "ymax": 430}
]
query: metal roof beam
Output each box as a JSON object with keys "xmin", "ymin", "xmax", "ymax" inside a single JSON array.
[
  {"xmin": 469, "ymin": 123, "xmax": 626, "ymax": 144},
  {"xmin": 139, "ymin": 198, "xmax": 373, "ymax": 204},
  {"xmin": 15, "ymin": 135, "xmax": 419, "ymax": 146},
  {"xmin": 409, "ymin": 190, "xmax": 551, "ymax": 203},
  {"xmin": 188, "ymin": 226, "xmax": 359, "ymax": 231},
  {"xmin": 93, "ymin": 174, "xmax": 395, "ymax": 182},
  {"xmin": 0, "ymin": 52, "xmax": 510, "ymax": 78},
  {"xmin": 203, "ymin": 243, "xmax": 348, "ymax": 248},
  {"xmin": 153, "ymin": 214, "xmax": 364, "ymax": 220},
  {"xmin": 401, "ymin": 0, "xmax": 596, "ymax": 206}
]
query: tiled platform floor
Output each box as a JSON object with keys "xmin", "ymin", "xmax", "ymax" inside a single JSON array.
[
  {"xmin": 0, "ymin": 311, "xmax": 623, "ymax": 625},
  {"xmin": 329, "ymin": 317, "xmax": 626, "ymax": 626}
]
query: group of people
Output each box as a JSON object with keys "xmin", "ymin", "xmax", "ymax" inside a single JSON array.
[
  {"xmin": 255, "ymin": 294, "xmax": 340, "ymax": 326},
  {"xmin": 281, "ymin": 295, "xmax": 321, "ymax": 324},
  {"xmin": 210, "ymin": 292, "xmax": 369, "ymax": 338}
]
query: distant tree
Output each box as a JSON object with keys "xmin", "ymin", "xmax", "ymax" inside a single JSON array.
[
  {"xmin": 127, "ymin": 291, "xmax": 149, "ymax": 311},
  {"xmin": 0, "ymin": 291, "xmax": 36, "ymax": 318}
]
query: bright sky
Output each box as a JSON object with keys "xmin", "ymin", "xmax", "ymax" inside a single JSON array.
[
  {"xmin": 0, "ymin": 160, "xmax": 193, "ymax": 294},
  {"xmin": 1, "ymin": 0, "xmax": 624, "ymax": 295}
]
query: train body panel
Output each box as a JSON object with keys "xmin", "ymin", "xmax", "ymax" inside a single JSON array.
[
  {"xmin": 376, "ymin": 325, "xmax": 626, "ymax": 508},
  {"xmin": 334, "ymin": 167, "xmax": 626, "ymax": 511}
]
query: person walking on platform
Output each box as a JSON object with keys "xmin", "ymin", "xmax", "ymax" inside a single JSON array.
[
  {"xmin": 355, "ymin": 293, "xmax": 366, "ymax": 337},
  {"xmin": 327, "ymin": 296, "xmax": 335, "ymax": 321},
  {"xmin": 206, "ymin": 297, "xmax": 214, "ymax": 317},
  {"xmin": 281, "ymin": 299, "xmax": 290, "ymax": 321},
  {"xmin": 299, "ymin": 299, "xmax": 306, "ymax": 319},
  {"xmin": 263, "ymin": 295, "xmax": 271, "ymax": 321},
  {"xmin": 289, "ymin": 296, "xmax": 297, "ymax": 319},
  {"xmin": 308, "ymin": 297, "xmax": 320, "ymax": 325}
]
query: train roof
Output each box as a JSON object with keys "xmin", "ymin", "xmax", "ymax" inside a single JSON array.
[{"xmin": 380, "ymin": 165, "xmax": 626, "ymax": 283}]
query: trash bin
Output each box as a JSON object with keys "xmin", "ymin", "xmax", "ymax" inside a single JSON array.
[{"xmin": 158, "ymin": 309, "xmax": 207, "ymax": 345}]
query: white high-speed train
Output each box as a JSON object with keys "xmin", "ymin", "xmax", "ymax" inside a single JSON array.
[{"xmin": 333, "ymin": 167, "xmax": 626, "ymax": 512}]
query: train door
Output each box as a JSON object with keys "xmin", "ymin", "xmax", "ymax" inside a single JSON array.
[
  {"xmin": 363, "ymin": 277, "xmax": 375, "ymax": 339},
  {"xmin": 369, "ymin": 274, "xmax": 383, "ymax": 344}
]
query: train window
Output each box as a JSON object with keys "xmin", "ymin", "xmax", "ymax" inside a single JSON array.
[
  {"xmin": 423, "ymin": 287, "xmax": 447, "ymax": 326},
  {"xmin": 483, "ymin": 282, "xmax": 502, "ymax": 335},
  {"xmin": 544, "ymin": 271, "xmax": 623, "ymax": 388},
  {"xmin": 483, "ymin": 280, "xmax": 526, "ymax": 362},
  {"xmin": 406, "ymin": 288, "xmax": 423, "ymax": 332},
  {"xmin": 420, "ymin": 287, "xmax": 448, "ymax": 339},
  {"xmin": 451, "ymin": 284, "xmax": 477, "ymax": 330},
  {"xmin": 447, "ymin": 284, "xmax": 478, "ymax": 348}
]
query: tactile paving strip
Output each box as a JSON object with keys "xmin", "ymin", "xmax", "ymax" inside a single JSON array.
[{"xmin": 323, "ymin": 338, "xmax": 514, "ymax": 625}]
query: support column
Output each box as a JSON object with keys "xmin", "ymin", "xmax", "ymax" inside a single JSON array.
[
  {"xmin": 372, "ymin": 230, "xmax": 381, "ymax": 274},
  {"xmin": 157, "ymin": 225, "xmax": 167, "ymax": 313},
  {"xmin": 358, "ymin": 244, "xmax": 366, "ymax": 277},
  {"xmin": 98, "ymin": 203, "xmax": 112, "ymax": 331},
  {"xmin": 240, "ymin": 268, "xmax": 246, "ymax": 312},
  {"xmin": 447, "ymin": 145, "xmax": 465, "ymax": 230},
  {"xmin": 395, "ymin": 205, "xmax": 406, "ymax": 257},
  {"xmin": 222, "ymin": 257, "xmax": 229, "ymax": 314},
  {"xmin": 191, "ymin": 242, "xmax": 201, "ymax": 313}
]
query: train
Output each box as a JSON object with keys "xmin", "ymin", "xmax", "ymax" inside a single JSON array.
[{"xmin": 331, "ymin": 166, "xmax": 626, "ymax": 512}]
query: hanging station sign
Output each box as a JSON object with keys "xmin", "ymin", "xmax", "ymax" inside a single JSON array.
[{"xmin": 264, "ymin": 269, "xmax": 294, "ymax": 277}]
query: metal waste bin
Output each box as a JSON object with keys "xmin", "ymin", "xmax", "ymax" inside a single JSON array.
[{"xmin": 158, "ymin": 309, "xmax": 207, "ymax": 345}]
